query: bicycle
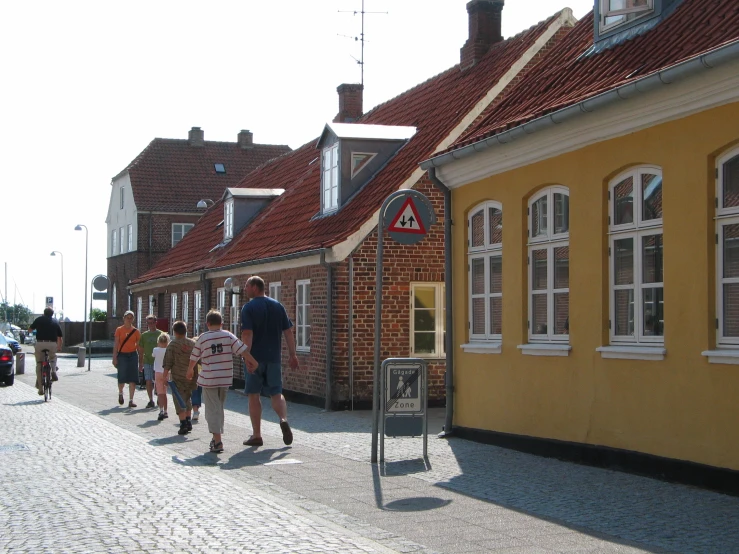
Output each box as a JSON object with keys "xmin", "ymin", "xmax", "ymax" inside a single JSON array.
[{"xmin": 41, "ymin": 349, "xmax": 53, "ymax": 402}]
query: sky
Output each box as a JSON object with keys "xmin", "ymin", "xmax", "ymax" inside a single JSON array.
[{"xmin": 1, "ymin": 0, "xmax": 594, "ymax": 322}]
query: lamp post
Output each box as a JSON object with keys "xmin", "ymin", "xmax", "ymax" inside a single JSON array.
[
  {"xmin": 197, "ymin": 199, "xmax": 214, "ymax": 209},
  {"xmin": 74, "ymin": 225, "xmax": 88, "ymax": 368},
  {"xmin": 50, "ymin": 251, "xmax": 64, "ymax": 318}
]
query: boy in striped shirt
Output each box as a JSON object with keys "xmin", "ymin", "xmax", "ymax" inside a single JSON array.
[{"xmin": 186, "ymin": 310, "xmax": 257, "ymax": 453}]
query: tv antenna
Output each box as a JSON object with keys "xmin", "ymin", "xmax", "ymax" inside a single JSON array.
[{"xmin": 338, "ymin": 0, "xmax": 388, "ymax": 87}]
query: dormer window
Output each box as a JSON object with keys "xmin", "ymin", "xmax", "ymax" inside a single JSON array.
[
  {"xmin": 351, "ymin": 152, "xmax": 376, "ymax": 178},
  {"xmin": 600, "ymin": 0, "xmax": 653, "ymax": 32},
  {"xmin": 224, "ymin": 199, "xmax": 234, "ymax": 240},
  {"xmin": 316, "ymin": 122, "xmax": 416, "ymax": 217},
  {"xmin": 322, "ymin": 143, "xmax": 339, "ymax": 213}
]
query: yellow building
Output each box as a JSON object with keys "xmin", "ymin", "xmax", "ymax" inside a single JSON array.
[{"xmin": 422, "ymin": 0, "xmax": 739, "ymax": 489}]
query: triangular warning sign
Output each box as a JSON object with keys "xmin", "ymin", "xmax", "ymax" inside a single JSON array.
[{"xmin": 388, "ymin": 197, "xmax": 427, "ymax": 234}]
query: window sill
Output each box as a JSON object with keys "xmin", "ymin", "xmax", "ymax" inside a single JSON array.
[
  {"xmin": 701, "ymin": 350, "xmax": 739, "ymax": 365},
  {"xmin": 596, "ymin": 345, "xmax": 665, "ymax": 361},
  {"xmin": 296, "ymin": 348, "xmax": 311, "ymax": 354},
  {"xmin": 517, "ymin": 343, "xmax": 571, "ymax": 357},
  {"xmin": 461, "ymin": 342, "xmax": 501, "ymax": 354}
]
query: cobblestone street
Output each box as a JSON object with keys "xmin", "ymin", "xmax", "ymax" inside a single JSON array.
[{"xmin": 2, "ymin": 351, "xmax": 739, "ymax": 553}]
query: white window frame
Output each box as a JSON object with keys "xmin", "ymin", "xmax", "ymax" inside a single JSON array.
[
  {"xmin": 716, "ymin": 148, "xmax": 739, "ymax": 347},
  {"xmin": 172, "ymin": 223, "xmax": 194, "ymax": 247},
  {"xmin": 600, "ymin": 0, "xmax": 654, "ymax": 32},
  {"xmin": 148, "ymin": 295, "xmax": 155, "ymax": 317},
  {"xmin": 527, "ymin": 186, "xmax": 570, "ymax": 344},
  {"xmin": 410, "ymin": 283, "xmax": 445, "ymax": 358},
  {"xmin": 136, "ymin": 297, "xmax": 142, "ymax": 328},
  {"xmin": 224, "ymin": 199, "xmax": 234, "ymax": 240},
  {"xmin": 127, "ymin": 224, "xmax": 133, "ymax": 252},
  {"xmin": 269, "ymin": 281, "xmax": 282, "ymax": 303},
  {"xmin": 322, "ymin": 143, "xmax": 339, "ymax": 213},
  {"xmin": 182, "ymin": 291, "xmax": 189, "ymax": 329},
  {"xmin": 467, "ymin": 201, "xmax": 503, "ymax": 349},
  {"xmin": 120, "ymin": 186, "xmax": 124, "ymax": 209},
  {"xmin": 608, "ymin": 166, "xmax": 664, "ymax": 346},
  {"xmin": 230, "ymin": 291, "xmax": 239, "ymax": 336},
  {"xmin": 112, "ymin": 283, "xmax": 117, "ymax": 317},
  {"xmin": 296, "ymin": 279, "xmax": 311, "ymax": 351},
  {"xmin": 111, "ymin": 229, "xmax": 117, "ymax": 257},
  {"xmin": 170, "ymin": 293, "xmax": 178, "ymax": 331},
  {"xmin": 350, "ymin": 151, "xmax": 376, "ymax": 178},
  {"xmin": 119, "ymin": 227, "xmax": 124, "ymax": 254},
  {"xmin": 217, "ymin": 287, "xmax": 226, "ymax": 315},
  {"xmin": 193, "ymin": 290, "xmax": 202, "ymax": 336}
]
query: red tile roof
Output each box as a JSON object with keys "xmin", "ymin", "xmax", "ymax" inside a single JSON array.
[
  {"xmin": 134, "ymin": 12, "xmax": 564, "ymax": 284},
  {"xmin": 118, "ymin": 139, "xmax": 291, "ymax": 212},
  {"xmin": 444, "ymin": 0, "xmax": 739, "ymax": 152}
]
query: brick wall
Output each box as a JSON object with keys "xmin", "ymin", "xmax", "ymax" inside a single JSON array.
[{"xmin": 127, "ymin": 177, "xmax": 448, "ymax": 409}]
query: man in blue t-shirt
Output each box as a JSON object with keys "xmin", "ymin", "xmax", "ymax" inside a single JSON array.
[{"xmin": 240, "ymin": 275, "xmax": 299, "ymax": 447}]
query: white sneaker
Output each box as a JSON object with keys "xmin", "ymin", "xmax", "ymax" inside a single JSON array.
[{"xmin": 192, "ymin": 410, "xmax": 199, "ymax": 421}]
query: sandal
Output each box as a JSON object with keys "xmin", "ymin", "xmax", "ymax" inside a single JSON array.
[
  {"xmin": 210, "ymin": 441, "xmax": 224, "ymax": 453},
  {"xmin": 243, "ymin": 436, "xmax": 263, "ymax": 447},
  {"xmin": 280, "ymin": 421, "xmax": 293, "ymax": 445}
]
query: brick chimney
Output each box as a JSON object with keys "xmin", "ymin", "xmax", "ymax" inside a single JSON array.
[
  {"xmin": 460, "ymin": 0, "xmax": 504, "ymax": 70},
  {"xmin": 188, "ymin": 126, "xmax": 205, "ymax": 147},
  {"xmin": 238, "ymin": 129, "xmax": 253, "ymax": 149},
  {"xmin": 333, "ymin": 83, "xmax": 364, "ymax": 123}
]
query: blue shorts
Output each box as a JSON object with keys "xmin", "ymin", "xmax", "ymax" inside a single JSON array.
[
  {"xmin": 245, "ymin": 362, "xmax": 283, "ymax": 396},
  {"xmin": 143, "ymin": 363, "xmax": 155, "ymax": 381},
  {"xmin": 117, "ymin": 352, "xmax": 139, "ymax": 384}
]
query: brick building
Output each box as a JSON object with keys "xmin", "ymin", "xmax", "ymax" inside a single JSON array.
[
  {"xmin": 105, "ymin": 127, "xmax": 290, "ymax": 333},
  {"xmin": 129, "ymin": 1, "xmax": 576, "ymax": 409}
]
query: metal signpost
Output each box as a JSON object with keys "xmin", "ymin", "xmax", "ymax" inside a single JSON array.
[
  {"xmin": 380, "ymin": 358, "xmax": 428, "ymax": 462},
  {"xmin": 89, "ymin": 275, "xmax": 109, "ymax": 371},
  {"xmin": 372, "ymin": 190, "xmax": 436, "ymax": 464}
]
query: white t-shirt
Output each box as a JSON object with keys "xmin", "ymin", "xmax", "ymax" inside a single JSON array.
[
  {"xmin": 190, "ymin": 329, "xmax": 247, "ymax": 388},
  {"xmin": 152, "ymin": 346, "xmax": 167, "ymax": 374}
]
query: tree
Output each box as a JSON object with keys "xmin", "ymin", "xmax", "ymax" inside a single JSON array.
[
  {"xmin": 0, "ymin": 302, "xmax": 33, "ymax": 326},
  {"xmin": 90, "ymin": 308, "xmax": 107, "ymax": 322}
]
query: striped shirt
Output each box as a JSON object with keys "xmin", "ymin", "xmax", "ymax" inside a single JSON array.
[{"xmin": 190, "ymin": 329, "xmax": 247, "ymax": 388}]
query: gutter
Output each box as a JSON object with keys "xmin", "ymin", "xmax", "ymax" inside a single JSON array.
[
  {"xmin": 129, "ymin": 248, "xmax": 325, "ymax": 292},
  {"xmin": 319, "ymin": 249, "xmax": 333, "ymax": 412},
  {"xmin": 421, "ymin": 39, "xmax": 739, "ymax": 170},
  {"xmin": 427, "ymin": 168, "xmax": 454, "ymax": 438}
]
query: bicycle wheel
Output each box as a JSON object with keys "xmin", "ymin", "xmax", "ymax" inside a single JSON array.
[{"xmin": 43, "ymin": 364, "xmax": 51, "ymax": 402}]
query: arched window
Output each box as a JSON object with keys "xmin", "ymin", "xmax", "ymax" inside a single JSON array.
[
  {"xmin": 608, "ymin": 166, "xmax": 663, "ymax": 344},
  {"xmin": 716, "ymin": 148, "xmax": 739, "ymax": 346},
  {"xmin": 528, "ymin": 187, "xmax": 569, "ymax": 342},
  {"xmin": 468, "ymin": 201, "xmax": 502, "ymax": 344},
  {"xmin": 112, "ymin": 283, "xmax": 117, "ymax": 317}
]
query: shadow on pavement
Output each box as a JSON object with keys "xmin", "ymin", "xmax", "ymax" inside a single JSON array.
[
  {"xmin": 382, "ymin": 458, "xmax": 432, "ymax": 476},
  {"xmin": 3, "ymin": 399, "xmax": 46, "ymax": 406},
  {"xmin": 442, "ymin": 438, "xmax": 739, "ymax": 553},
  {"xmin": 383, "ymin": 497, "xmax": 452, "ymax": 512},
  {"xmin": 171, "ymin": 453, "xmax": 220, "ymax": 467},
  {"xmin": 150, "ymin": 435, "xmax": 193, "ymax": 446},
  {"xmin": 219, "ymin": 447, "xmax": 291, "ymax": 470}
]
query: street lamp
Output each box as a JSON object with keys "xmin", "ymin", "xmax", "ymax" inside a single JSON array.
[
  {"xmin": 50, "ymin": 251, "xmax": 64, "ymax": 318},
  {"xmin": 197, "ymin": 198, "xmax": 214, "ymax": 209},
  {"xmin": 75, "ymin": 224, "xmax": 88, "ymax": 369}
]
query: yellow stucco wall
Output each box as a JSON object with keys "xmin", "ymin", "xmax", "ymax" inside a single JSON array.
[{"xmin": 452, "ymin": 101, "xmax": 739, "ymax": 471}]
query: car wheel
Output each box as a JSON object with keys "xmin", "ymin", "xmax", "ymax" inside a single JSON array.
[{"xmin": 5, "ymin": 374, "xmax": 14, "ymax": 386}]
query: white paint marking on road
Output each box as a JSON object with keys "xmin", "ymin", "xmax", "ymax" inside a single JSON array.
[{"xmin": 264, "ymin": 459, "xmax": 303, "ymax": 466}]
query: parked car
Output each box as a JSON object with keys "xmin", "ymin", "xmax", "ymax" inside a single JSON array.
[
  {"xmin": 4, "ymin": 333, "xmax": 20, "ymax": 354},
  {"xmin": 0, "ymin": 335, "xmax": 14, "ymax": 386}
]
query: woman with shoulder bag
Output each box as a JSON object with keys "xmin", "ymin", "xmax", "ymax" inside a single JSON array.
[{"xmin": 113, "ymin": 310, "xmax": 142, "ymax": 408}]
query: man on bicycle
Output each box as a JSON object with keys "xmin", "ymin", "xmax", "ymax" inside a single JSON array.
[{"xmin": 29, "ymin": 307, "xmax": 63, "ymax": 395}]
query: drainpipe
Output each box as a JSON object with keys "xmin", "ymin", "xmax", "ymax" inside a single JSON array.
[
  {"xmin": 320, "ymin": 249, "xmax": 333, "ymax": 411},
  {"xmin": 148, "ymin": 211, "xmax": 153, "ymax": 270},
  {"xmin": 428, "ymin": 167, "xmax": 454, "ymax": 438},
  {"xmin": 349, "ymin": 254, "xmax": 354, "ymax": 410}
]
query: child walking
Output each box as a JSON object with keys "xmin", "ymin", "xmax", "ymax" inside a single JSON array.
[
  {"xmin": 187, "ymin": 310, "xmax": 257, "ymax": 453},
  {"xmin": 152, "ymin": 333, "xmax": 170, "ymax": 421},
  {"xmin": 163, "ymin": 321, "xmax": 197, "ymax": 436}
]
